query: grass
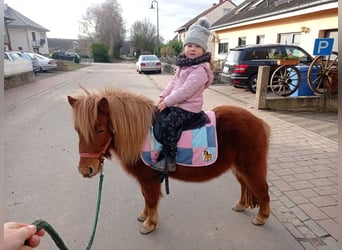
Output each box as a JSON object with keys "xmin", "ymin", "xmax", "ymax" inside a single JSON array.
[{"xmin": 56, "ymin": 60, "xmax": 90, "ymax": 71}]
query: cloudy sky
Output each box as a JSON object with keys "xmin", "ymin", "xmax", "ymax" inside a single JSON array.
[{"xmin": 5, "ymin": 0, "xmax": 244, "ymax": 41}]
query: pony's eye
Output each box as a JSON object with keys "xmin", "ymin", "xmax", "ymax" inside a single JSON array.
[{"xmin": 97, "ymin": 128, "xmax": 105, "ymax": 133}]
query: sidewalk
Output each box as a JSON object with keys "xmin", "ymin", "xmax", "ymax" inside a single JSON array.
[{"xmin": 148, "ymin": 72, "xmax": 339, "ymax": 250}]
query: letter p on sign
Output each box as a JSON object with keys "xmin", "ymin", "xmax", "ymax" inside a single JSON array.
[{"xmin": 313, "ymin": 38, "xmax": 334, "ymax": 56}]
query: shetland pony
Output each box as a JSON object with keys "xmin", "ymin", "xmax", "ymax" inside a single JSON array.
[{"xmin": 67, "ymin": 87, "xmax": 271, "ymax": 234}]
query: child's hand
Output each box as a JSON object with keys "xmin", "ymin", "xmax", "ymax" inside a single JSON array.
[
  {"xmin": 157, "ymin": 97, "xmax": 164, "ymax": 105},
  {"xmin": 157, "ymin": 101, "xmax": 167, "ymax": 112}
]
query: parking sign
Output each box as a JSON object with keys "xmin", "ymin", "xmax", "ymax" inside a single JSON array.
[{"xmin": 313, "ymin": 38, "xmax": 334, "ymax": 56}]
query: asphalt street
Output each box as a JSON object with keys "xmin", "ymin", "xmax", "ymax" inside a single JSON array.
[{"xmin": 4, "ymin": 62, "xmax": 339, "ymax": 249}]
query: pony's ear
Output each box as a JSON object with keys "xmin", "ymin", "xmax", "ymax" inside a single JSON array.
[
  {"xmin": 98, "ymin": 97, "xmax": 109, "ymax": 115},
  {"xmin": 67, "ymin": 96, "xmax": 77, "ymax": 106}
]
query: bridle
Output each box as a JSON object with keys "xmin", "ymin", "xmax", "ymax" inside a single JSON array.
[{"xmin": 79, "ymin": 137, "xmax": 113, "ymax": 166}]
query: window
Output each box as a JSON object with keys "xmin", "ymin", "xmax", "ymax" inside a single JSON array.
[
  {"xmin": 275, "ymin": 0, "xmax": 292, "ymax": 6},
  {"xmin": 325, "ymin": 29, "xmax": 338, "ymax": 52},
  {"xmin": 32, "ymin": 32, "xmax": 36, "ymax": 42},
  {"xmin": 256, "ymin": 35, "xmax": 265, "ymax": 44},
  {"xmin": 238, "ymin": 37, "xmax": 246, "ymax": 46},
  {"xmin": 235, "ymin": 2, "xmax": 250, "ymax": 14},
  {"xmin": 279, "ymin": 33, "xmax": 301, "ymax": 45},
  {"xmin": 218, "ymin": 40, "xmax": 229, "ymax": 54},
  {"xmin": 249, "ymin": 0, "xmax": 263, "ymax": 9},
  {"xmin": 223, "ymin": 8, "xmax": 232, "ymax": 15}
]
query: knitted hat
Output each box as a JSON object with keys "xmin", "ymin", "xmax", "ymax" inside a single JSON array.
[{"xmin": 184, "ymin": 17, "xmax": 211, "ymax": 51}]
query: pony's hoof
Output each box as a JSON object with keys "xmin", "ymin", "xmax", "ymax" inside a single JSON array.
[
  {"xmin": 137, "ymin": 215, "xmax": 146, "ymax": 222},
  {"xmin": 140, "ymin": 224, "xmax": 156, "ymax": 235},
  {"xmin": 232, "ymin": 203, "xmax": 245, "ymax": 212},
  {"xmin": 252, "ymin": 216, "xmax": 266, "ymax": 226}
]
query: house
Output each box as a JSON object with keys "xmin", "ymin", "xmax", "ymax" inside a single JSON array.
[
  {"xmin": 174, "ymin": 0, "xmax": 236, "ymax": 55},
  {"xmin": 210, "ymin": 0, "xmax": 338, "ymax": 60},
  {"xmin": 4, "ymin": 4, "xmax": 50, "ymax": 55}
]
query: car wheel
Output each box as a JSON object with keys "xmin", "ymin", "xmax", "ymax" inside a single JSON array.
[{"xmin": 247, "ymin": 74, "xmax": 257, "ymax": 94}]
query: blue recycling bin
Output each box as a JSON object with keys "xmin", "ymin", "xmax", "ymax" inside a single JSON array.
[{"xmin": 291, "ymin": 65, "xmax": 315, "ymax": 96}]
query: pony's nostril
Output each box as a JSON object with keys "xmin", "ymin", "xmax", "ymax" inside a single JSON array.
[{"xmin": 88, "ymin": 166, "xmax": 94, "ymax": 176}]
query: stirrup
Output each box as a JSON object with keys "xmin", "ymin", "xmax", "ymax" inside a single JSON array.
[
  {"xmin": 150, "ymin": 159, "xmax": 176, "ymax": 173},
  {"xmin": 150, "ymin": 159, "xmax": 167, "ymax": 172}
]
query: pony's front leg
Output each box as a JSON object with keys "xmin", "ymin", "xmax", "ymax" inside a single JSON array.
[{"xmin": 138, "ymin": 180, "xmax": 162, "ymax": 234}]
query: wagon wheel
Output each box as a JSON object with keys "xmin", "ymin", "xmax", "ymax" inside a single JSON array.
[
  {"xmin": 307, "ymin": 51, "xmax": 338, "ymax": 95},
  {"xmin": 270, "ymin": 65, "xmax": 301, "ymax": 96}
]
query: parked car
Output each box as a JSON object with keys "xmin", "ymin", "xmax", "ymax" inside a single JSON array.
[
  {"xmin": 136, "ymin": 54, "xmax": 162, "ymax": 74},
  {"xmin": 14, "ymin": 51, "xmax": 40, "ymax": 73},
  {"xmin": 220, "ymin": 44, "xmax": 314, "ymax": 93},
  {"xmin": 52, "ymin": 51, "xmax": 80, "ymax": 62},
  {"xmin": 33, "ymin": 53, "xmax": 57, "ymax": 72},
  {"xmin": 4, "ymin": 51, "xmax": 21, "ymax": 61}
]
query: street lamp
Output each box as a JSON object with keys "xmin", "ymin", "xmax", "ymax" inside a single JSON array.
[{"xmin": 150, "ymin": 0, "xmax": 159, "ymax": 55}]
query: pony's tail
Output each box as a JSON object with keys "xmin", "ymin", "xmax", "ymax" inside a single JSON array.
[{"xmin": 241, "ymin": 186, "xmax": 260, "ymax": 208}]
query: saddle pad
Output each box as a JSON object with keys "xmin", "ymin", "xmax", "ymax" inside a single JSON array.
[{"xmin": 141, "ymin": 111, "xmax": 217, "ymax": 167}]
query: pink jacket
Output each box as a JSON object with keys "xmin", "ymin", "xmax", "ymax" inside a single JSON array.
[{"xmin": 160, "ymin": 62, "xmax": 213, "ymax": 113}]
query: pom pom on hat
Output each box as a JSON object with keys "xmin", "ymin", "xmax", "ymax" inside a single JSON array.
[
  {"xmin": 184, "ymin": 17, "xmax": 211, "ymax": 51},
  {"xmin": 198, "ymin": 17, "xmax": 210, "ymax": 29}
]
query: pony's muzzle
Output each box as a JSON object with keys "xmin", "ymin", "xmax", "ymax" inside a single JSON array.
[{"xmin": 78, "ymin": 158, "xmax": 101, "ymax": 178}]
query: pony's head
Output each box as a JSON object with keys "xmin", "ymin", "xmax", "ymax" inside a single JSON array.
[
  {"xmin": 68, "ymin": 94, "xmax": 113, "ymax": 177},
  {"xmin": 67, "ymin": 87, "xmax": 155, "ymax": 178}
]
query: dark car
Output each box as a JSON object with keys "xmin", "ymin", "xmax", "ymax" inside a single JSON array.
[
  {"xmin": 52, "ymin": 51, "xmax": 80, "ymax": 62},
  {"xmin": 220, "ymin": 44, "xmax": 314, "ymax": 93}
]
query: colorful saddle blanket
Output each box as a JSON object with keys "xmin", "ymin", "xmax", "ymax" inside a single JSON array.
[{"xmin": 141, "ymin": 111, "xmax": 217, "ymax": 167}]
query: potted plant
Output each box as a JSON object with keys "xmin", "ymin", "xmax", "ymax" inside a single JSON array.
[{"xmin": 274, "ymin": 54, "xmax": 300, "ymax": 66}]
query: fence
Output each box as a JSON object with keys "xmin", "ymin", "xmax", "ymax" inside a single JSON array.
[{"xmin": 4, "ymin": 58, "xmax": 33, "ymax": 77}]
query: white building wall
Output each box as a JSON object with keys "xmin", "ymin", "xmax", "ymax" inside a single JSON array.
[
  {"xmin": 8, "ymin": 27, "xmax": 49, "ymax": 55},
  {"xmin": 214, "ymin": 14, "xmax": 338, "ymax": 60}
]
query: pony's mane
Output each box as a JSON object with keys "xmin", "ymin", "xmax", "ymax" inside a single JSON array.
[{"xmin": 72, "ymin": 86, "xmax": 155, "ymax": 165}]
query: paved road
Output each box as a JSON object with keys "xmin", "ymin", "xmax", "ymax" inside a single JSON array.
[
  {"xmin": 149, "ymin": 70, "xmax": 339, "ymax": 250},
  {"xmin": 4, "ymin": 63, "xmax": 339, "ymax": 249}
]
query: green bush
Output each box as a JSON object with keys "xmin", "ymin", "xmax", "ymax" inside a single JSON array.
[{"xmin": 90, "ymin": 43, "xmax": 110, "ymax": 62}]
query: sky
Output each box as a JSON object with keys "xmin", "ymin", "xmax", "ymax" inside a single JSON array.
[{"xmin": 5, "ymin": 0, "xmax": 245, "ymax": 41}]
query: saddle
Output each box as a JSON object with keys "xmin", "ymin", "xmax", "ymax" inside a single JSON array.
[
  {"xmin": 141, "ymin": 111, "xmax": 218, "ymax": 167},
  {"xmin": 153, "ymin": 109, "xmax": 210, "ymax": 143}
]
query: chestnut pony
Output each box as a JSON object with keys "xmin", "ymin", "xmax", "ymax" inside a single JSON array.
[{"xmin": 67, "ymin": 87, "xmax": 271, "ymax": 234}]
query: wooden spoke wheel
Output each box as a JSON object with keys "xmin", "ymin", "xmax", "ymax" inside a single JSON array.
[
  {"xmin": 307, "ymin": 51, "xmax": 338, "ymax": 95},
  {"xmin": 270, "ymin": 65, "xmax": 300, "ymax": 96}
]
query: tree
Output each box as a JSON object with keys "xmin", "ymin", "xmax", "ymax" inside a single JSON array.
[
  {"xmin": 80, "ymin": 0, "xmax": 125, "ymax": 60},
  {"xmin": 90, "ymin": 43, "xmax": 110, "ymax": 62},
  {"xmin": 130, "ymin": 19, "xmax": 157, "ymax": 57}
]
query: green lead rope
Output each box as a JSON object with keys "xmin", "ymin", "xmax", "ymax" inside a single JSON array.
[
  {"xmin": 28, "ymin": 173, "xmax": 104, "ymax": 250},
  {"xmin": 31, "ymin": 219, "xmax": 69, "ymax": 250},
  {"xmin": 86, "ymin": 173, "xmax": 104, "ymax": 250}
]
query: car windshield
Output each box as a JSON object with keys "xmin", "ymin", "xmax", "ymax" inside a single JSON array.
[
  {"xmin": 142, "ymin": 55, "xmax": 158, "ymax": 61},
  {"xmin": 35, "ymin": 54, "xmax": 48, "ymax": 60},
  {"xmin": 225, "ymin": 50, "xmax": 240, "ymax": 62},
  {"xmin": 9, "ymin": 53, "xmax": 21, "ymax": 61},
  {"xmin": 285, "ymin": 47, "xmax": 311, "ymax": 61}
]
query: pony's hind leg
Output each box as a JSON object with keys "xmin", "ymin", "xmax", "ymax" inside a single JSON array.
[{"xmin": 232, "ymin": 171, "xmax": 270, "ymax": 225}]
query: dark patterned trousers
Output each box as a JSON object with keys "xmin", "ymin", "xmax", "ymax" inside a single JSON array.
[{"xmin": 159, "ymin": 107, "xmax": 197, "ymax": 158}]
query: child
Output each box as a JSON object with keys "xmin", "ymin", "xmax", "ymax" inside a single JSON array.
[{"xmin": 151, "ymin": 17, "xmax": 214, "ymax": 173}]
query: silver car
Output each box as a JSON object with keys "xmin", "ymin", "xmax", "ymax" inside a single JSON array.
[
  {"xmin": 33, "ymin": 53, "xmax": 57, "ymax": 72},
  {"xmin": 136, "ymin": 54, "xmax": 162, "ymax": 74}
]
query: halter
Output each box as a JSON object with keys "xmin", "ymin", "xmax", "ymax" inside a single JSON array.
[{"xmin": 79, "ymin": 137, "xmax": 112, "ymax": 162}]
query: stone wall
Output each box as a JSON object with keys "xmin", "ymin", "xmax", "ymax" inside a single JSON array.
[{"xmin": 4, "ymin": 71, "xmax": 36, "ymax": 90}]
